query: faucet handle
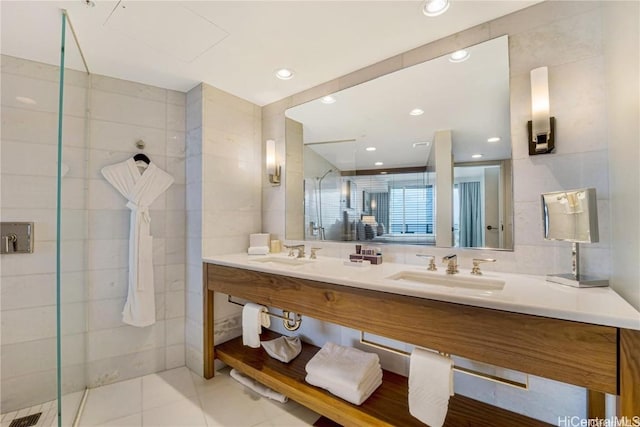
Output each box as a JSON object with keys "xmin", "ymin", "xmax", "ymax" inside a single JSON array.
[
  {"xmin": 442, "ymin": 254, "xmax": 458, "ymax": 274},
  {"xmin": 310, "ymin": 247, "xmax": 321, "ymax": 259},
  {"xmin": 416, "ymin": 254, "xmax": 437, "ymax": 271},
  {"xmin": 296, "ymin": 246, "xmax": 306, "ymax": 258},
  {"xmin": 283, "ymin": 244, "xmax": 296, "ymax": 257},
  {"xmin": 471, "ymin": 258, "xmax": 496, "ymax": 275}
]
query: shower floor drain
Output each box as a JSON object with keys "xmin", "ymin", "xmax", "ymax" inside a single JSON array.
[{"xmin": 9, "ymin": 413, "xmax": 41, "ymax": 427}]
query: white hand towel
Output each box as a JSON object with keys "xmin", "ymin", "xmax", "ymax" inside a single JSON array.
[
  {"xmin": 248, "ymin": 246, "xmax": 270, "ymax": 255},
  {"xmin": 242, "ymin": 303, "xmax": 267, "ymax": 348},
  {"xmin": 408, "ymin": 347, "xmax": 453, "ymax": 427},
  {"xmin": 230, "ymin": 369, "xmax": 288, "ymax": 403},
  {"xmin": 305, "ymin": 342, "xmax": 380, "ymax": 388},
  {"xmin": 305, "ymin": 370, "xmax": 383, "ymax": 405},
  {"xmin": 261, "ymin": 336, "xmax": 302, "ymax": 363}
]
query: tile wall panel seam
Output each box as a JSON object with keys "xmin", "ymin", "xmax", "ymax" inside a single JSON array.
[
  {"xmin": 0, "ymin": 104, "xmax": 88, "ymax": 119},
  {"xmin": 509, "ymin": 53, "xmax": 604, "ymax": 79},
  {"xmin": 86, "ymin": 116, "xmax": 167, "ymax": 132}
]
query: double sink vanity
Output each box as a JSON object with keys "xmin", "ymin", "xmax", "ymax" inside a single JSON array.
[{"xmin": 202, "ymin": 252, "xmax": 640, "ymax": 426}]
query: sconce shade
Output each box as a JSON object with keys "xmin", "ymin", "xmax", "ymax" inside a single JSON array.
[
  {"xmin": 528, "ymin": 66, "xmax": 555, "ymax": 155},
  {"xmin": 266, "ymin": 139, "xmax": 281, "ymax": 185}
]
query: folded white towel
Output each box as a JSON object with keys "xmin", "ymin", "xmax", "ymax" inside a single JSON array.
[
  {"xmin": 409, "ymin": 347, "xmax": 453, "ymax": 427},
  {"xmin": 230, "ymin": 369, "xmax": 288, "ymax": 403},
  {"xmin": 261, "ymin": 336, "xmax": 302, "ymax": 363},
  {"xmin": 305, "ymin": 362, "xmax": 381, "ymax": 395},
  {"xmin": 305, "ymin": 342, "xmax": 380, "ymax": 389},
  {"xmin": 248, "ymin": 246, "xmax": 270, "ymax": 255},
  {"xmin": 305, "ymin": 370, "xmax": 382, "ymax": 405},
  {"xmin": 242, "ymin": 303, "xmax": 267, "ymax": 348}
]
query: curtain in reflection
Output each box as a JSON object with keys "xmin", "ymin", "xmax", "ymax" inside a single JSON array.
[
  {"xmin": 459, "ymin": 182, "xmax": 482, "ymax": 247},
  {"xmin": 370, "ymin": 193, "xmax": 389, "ymax": 232}
]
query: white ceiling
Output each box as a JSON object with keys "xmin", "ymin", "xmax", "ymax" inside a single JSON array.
[{"xmin": 0, "ymin": 0, "xmax": 539, "ymax": 106}]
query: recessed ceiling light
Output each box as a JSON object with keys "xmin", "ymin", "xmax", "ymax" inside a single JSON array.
[
  {"xmin": 409, "ymin": 108, "xmax": 424, "ymax": 116},
  {"xmin": 412, "ymin": 141, "xmax": 430, "ymax": 148},
  {"xmin": 374, "ymin": 161, "xmax": 384, "ymax": 166},
  {"xmin": 487, "ymin": 137, "xmax": 501, "ymax": 143},
  {"xmin": 366, "ymin": 147, "xmax": 376, "ymax": 152},
  {"xmin": 320, "ymin": 95, "xmax": 336, "ymax": 104},
  {"xmin": 449, "ymin": 49, "xmax": 470, "ymax": 63},
  {"xmin": 15, "ymin": 96, "xmax": 37, "ymax": 105},
  {"xmin": 82, "ymin": 0, "xmax": 95, "ymax": 7},
  {"xmin": 422, "ymin": 0, "xmax": 450, "ymax": 17},
  {"xmin": 471, "ymin": 154, "xmax": 483, "ymax": 159},
  {"xmin": 275, "ymin": 68, "xmax": 294, "ymax": 80}
]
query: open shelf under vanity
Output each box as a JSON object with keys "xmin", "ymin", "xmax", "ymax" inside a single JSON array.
[
  {"xmin": 216, "ymin": 329, "xmax": 550, "ymax": 427},
  {"xmin": 203, "ymin": 261, "xmax": 640, "ymax": 426}
]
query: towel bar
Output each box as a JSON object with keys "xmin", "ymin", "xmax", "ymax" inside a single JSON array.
[
  {"xmin": 359, "ymin": 331, "xmax": 529, "ymax": 390},
  {"xmin": 227, "ymin": 295, "xmax": 302, "ymax": 331}
]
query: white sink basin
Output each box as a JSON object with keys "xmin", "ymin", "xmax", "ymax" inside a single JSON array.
[
  {"xmin": 249, "ymin": 256, "xmax": 313, "ymax": 267},
  {"xmin": 386, "ymin": 271, "xmax": 505, "ymax": 290}
]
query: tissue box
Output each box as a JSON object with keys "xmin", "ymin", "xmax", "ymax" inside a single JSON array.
[{"xmin": 250, "ymin": 233, "xmax": 270, "ymax": 247}]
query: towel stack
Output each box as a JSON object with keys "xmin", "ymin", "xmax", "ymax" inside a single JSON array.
[
  {"xmin": 248, "ymin": 233, "xmax": 270, "ymax": 255},
  {"xmin": 305, "ymin": 342, "xmax": 382, "ymax": 405}
]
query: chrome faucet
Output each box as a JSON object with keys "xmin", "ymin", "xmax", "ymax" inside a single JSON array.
[
  {"xmin": 442, "ymin": 254, "xmax": 458, "ymax": 275},
  {"xmin": 284, "ymin": 244, "xmax": 305, "ymax": 258}
]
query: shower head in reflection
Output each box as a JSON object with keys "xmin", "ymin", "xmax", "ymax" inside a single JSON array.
[{"xmin": 318, "ymin": 168, "xmax": 335, "ymax": 181}]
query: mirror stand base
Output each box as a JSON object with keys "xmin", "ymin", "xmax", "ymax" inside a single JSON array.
[{"xmin": 546, "ymin": 273, "xmax": 609, "ymax": 288}]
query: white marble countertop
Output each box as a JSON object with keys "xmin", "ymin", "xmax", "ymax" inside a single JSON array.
[{"xmin": 203, "ymin": 253, "xmax": 640, "ymax": 330}]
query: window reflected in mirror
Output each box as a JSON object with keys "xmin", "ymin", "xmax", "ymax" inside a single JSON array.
[{"xmin": 303, "ymin": 158, "xmax": 436, "ymax": 245}]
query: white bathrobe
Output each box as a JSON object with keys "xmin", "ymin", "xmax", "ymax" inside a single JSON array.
[{"xmin": 102, "ymin": 158, "xmax": 174, "ymax": 327}]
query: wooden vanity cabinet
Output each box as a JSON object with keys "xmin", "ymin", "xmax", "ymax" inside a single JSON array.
[{"xmin": 203, "ymin": 262, "xmax": 640, "ymax": 426}]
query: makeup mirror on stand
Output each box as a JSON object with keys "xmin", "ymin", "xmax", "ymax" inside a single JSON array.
[{"xmin": 541, "ymin": 188, "xmax": 608, "ymax": 287}]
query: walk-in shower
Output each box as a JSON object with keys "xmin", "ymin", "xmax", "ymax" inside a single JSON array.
[
  {"xmin": 1, "ymin": 9, "xmax": 90, "ymax": 427},
  {"xmin": 310, "ymin": 168, "xmax": 334, "ymax": 240}
]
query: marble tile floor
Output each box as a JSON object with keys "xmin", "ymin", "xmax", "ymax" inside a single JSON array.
[
  {"xmin": 2, "ymin": 367, "xmax": 320, "ymax": 427},
  {"xmin": 77, "ymin": 366, "xmax": 321, "ymax": 426}
]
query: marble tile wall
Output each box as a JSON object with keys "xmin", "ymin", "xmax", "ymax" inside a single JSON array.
[
  {"xmin": 602, "ymin": 1, "xmax": 640, "ymax": 311},
  {"xmin": 84, "ymin": 71, "xmax": 187, "ymax": 389},
  {"xmin": 185, "ymin": 83, "xmax": 262, "ymax": 376},
  {"xmin": 0, "ymin": 55, "xmax": 186, "ymax": 412},
  {"xmin": 185, "ymin": 84, "xmax": 204, "ymax": 376},
  {"xmin": 260, "ymin": 2, "xmax": 619, "ymax": 424}
]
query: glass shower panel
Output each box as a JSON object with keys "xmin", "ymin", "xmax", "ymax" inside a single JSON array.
[
  {"xmin": 57, "ymin": 11, "xmax": 89, "ymax": 427},
  {"xmin": 0, "ymin": 10, "xmax": 68, "ymax": 427}
]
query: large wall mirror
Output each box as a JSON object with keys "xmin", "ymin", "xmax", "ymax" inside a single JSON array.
[{"xmin": 285, "ymin": 35, "xmax": 513, "ymax": 250}]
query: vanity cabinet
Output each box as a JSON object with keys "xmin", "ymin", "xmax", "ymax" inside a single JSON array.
[{"xmin": 203, "ymin": 262, "xmax": 640, "ymax": 426}]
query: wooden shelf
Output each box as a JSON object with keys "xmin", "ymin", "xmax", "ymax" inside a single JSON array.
[{"xmin": 215, "ymin": 330, "xmax": 551, "ymax": 427}]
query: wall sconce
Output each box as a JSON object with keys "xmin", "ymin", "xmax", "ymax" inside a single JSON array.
[
  {"xmin": 528, "ymin": 66, "xmax": 555, "ymax": 155},
  {"xmin": 265, "ymin": 139, "xmax": 281, "ymax": 185}
]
